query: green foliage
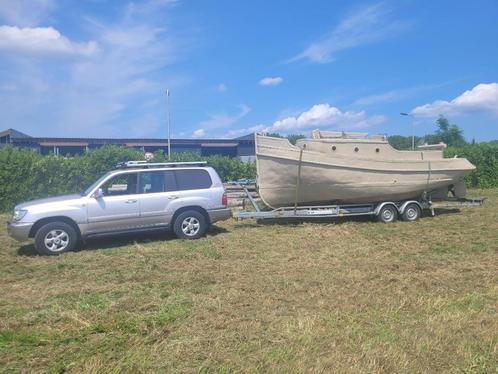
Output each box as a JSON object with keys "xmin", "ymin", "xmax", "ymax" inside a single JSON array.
[
  {"xmin": 388, "ymin": 135, "xmax": 423, "ymax": 150},
  {"xmin": 391, "ymin": 116, "xmax": 466, "ymax": 150},
  {"xmin": 445, "ymin": 142, "xmax": 498, "ymax": 188},
  {"xmin": 152, "ymin": 151, "xmax": 256, "ymax": 182},
  {"xmin": 265, "ymin": 133, "xmax": 305, "ymax": 145},
  {"xmin": 425, "ymin": 116, "xmax": 466, "ymax": 147},
  {"xmin": 286, "ymin": 134, "xmax": 306, "ymax": 145},
  {"xmin": 0, "ymin": 146, "xmax": 255, "ymax": 211}
]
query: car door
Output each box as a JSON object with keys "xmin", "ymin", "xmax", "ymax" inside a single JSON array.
[
  {"xmin": 138, "ymin": 170, "xmax": 178, "ymax": 227},
  {"xmin": 86, "ymin": 172, "xmax": 141, "ymax": 233}
]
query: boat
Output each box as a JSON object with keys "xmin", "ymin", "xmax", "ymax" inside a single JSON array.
[{"xmin": 255, "ymin": 130, "xmax": 475, "ymax": 208}]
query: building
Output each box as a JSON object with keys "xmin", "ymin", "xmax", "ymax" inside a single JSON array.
[{"xmin": 0, "ymin": 128, "xmax": 255, "ymax": 158}]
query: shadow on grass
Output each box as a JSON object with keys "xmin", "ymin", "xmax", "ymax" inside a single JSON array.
[
  {"xmin": 431, "ymin": 208, "xmax": 461, "ymax": 216},
  {"xmin": 235, "ymin": 207, "xmax": 462, "ymax": 227},
  {"xmin": 16, "ymin": 225, "xmax": 229, "ymax": 256},
  {"xmin": 237, "ymin": 215, "xmax": 374, "ymax": 227}
]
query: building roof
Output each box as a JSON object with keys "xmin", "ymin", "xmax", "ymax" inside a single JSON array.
[
  {"xmin": 234, "ymin": 133, "xmax": 255, "ymax": 141},
  {"xmin": 1, "ymin": 128, "xmax": 254, "ymax": 146},
  {"xmin": 0, "ymin": 128, "xmax": 32, "ymax": 139}
]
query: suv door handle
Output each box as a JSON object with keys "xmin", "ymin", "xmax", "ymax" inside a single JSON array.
[
  {"xmin": 125, "ymin": 199, "xmax": 137, "ymax": 203},
  {"xmin": 168, "ymin": 196, "xmax": 179, "ymax": 200}
]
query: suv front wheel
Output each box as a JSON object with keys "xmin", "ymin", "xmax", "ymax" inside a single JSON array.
[
  {"xmin": 34, "ymin": 222, "xmax": 78, "ymax": 255},
  {"xmin": 173, "ymin": 210, "xmax": 207, "ymax": 240}
]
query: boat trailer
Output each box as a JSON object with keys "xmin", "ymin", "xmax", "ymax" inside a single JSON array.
[{"xmin": 235, "ymin": 186, "xmax": 484, "ymax": 223}]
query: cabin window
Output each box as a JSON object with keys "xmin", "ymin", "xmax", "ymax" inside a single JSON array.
[
  {"xmin": 354, "ymin": 147, "xmax": 359, "ymax": 152},
  {"xmin": 331, "ymin": 145, "xmax": 337, "ymax": 151},
  {"xmin": 302, "ymin": 144, "xmax": 307, "ymax": 149},
  {"xmin": 375, "ymin": 148, "xmax": 380, "ymax": 153}
]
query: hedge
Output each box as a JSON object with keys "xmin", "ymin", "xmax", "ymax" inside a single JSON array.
[
  {"xmin": 1, "ymin": 142, "xmax": 496, "ymax": 212},
  {"xmin": 0, "ymin": 146, "xmax": 255, "ymax": 212},
  {"xmin": 445, "ymin": 142, "xmax": 498, "ymax": 188}
]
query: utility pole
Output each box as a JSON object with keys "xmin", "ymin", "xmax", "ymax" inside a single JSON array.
[
  {"xmin": 166, "ymin": 89, "xmax": 171, "ymax": 159},
  {"xmin": 400, "ymin": 112, "xmax": 415, "ymax": 150}
]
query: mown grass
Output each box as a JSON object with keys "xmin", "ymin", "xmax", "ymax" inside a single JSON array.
[{"xmin": 0, "ymin": 189, "xmax": 497, "ymax": 373}]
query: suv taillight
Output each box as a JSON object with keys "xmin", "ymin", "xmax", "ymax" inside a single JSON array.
[{"xmin": 222, "ymin": 191, "xmax": 227, "ymax": 207}]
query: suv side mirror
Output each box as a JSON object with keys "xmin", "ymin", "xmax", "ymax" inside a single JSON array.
[{"xmin": 92, "ymin": 188, "xmax": 104, "ymax": 199}]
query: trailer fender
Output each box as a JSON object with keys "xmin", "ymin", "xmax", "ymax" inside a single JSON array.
[
  {"xmin": 398, "ymin": 200, "xmax": 423, "ymax": 215},
  {"xmin": 374, "ymin": 202, "xmax": 397, "ymax": 216}
]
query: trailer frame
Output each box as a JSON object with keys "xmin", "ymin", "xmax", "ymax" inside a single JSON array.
[{"xmin": 235, "ymin": 186, "xmax": 484, "ymax": 222}]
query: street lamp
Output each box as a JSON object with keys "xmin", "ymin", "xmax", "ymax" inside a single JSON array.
[{"xmin": 400, "ymin": 112, "xmax": 415, "ymax": 150}]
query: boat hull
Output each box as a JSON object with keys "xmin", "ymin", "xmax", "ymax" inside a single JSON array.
[{"xmin": 256, "ymin": 135, "xmax": 475, "ymax": 207}]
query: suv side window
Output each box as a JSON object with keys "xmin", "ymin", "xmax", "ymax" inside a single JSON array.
[
  {"xmin": 139, "ymin": 171, "xmax": 165, "ymax": 194},
  {"xmin": 174, "ymin": 169, "xmax": 212, "ymax": 191},
  {"xmin": 102, "ymin": 173, "xmax": 138, "ymax": 196},
  {"xmin": 139, "ymin": 171, "xmax": 178, "ymax": 193},
  {"xmin": 164, "ymin": 171, "xmax": 177, "ymax": 192}
]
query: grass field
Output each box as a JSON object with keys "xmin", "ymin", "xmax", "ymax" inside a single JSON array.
[{"xmin": 1, "ymin": 189, "xmax": 497, "ymax": 373}]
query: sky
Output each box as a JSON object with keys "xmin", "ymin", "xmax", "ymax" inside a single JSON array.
[{"xmin": 0, "ymin": 0, "xmax": 497, "ymax": 141}]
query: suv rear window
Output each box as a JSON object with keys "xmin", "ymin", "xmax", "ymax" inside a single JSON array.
[{"xmin": 174, "ymin": 169, "xmax": 212, "ymax": 190}]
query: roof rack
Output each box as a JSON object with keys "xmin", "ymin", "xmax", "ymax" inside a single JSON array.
[{"xmin": 116, "ymin": 160, "xmax": 208, "ymax": 169}]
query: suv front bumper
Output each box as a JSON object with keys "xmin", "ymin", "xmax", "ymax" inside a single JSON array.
[
  {"xmin": 7, "ymin": 221, "xmax": 33, "ymax": 242},
  {"xmin": 207, "ymin": 208, "xmax": 232, "ymax": 223}
]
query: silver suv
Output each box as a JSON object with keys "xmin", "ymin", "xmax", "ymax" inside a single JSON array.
[{"xmin": 7, "ymin": 161, "xmax": 231, "ymax": 255}]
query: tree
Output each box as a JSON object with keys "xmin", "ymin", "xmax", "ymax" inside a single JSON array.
[
  {"xmin": 388, "ymin": 135, "xmax": 422, "ymax": 150},
  {"xmin": 287, "ymin": 134, "xmax": 305, "ymax": 145},
  {"xmin": 265, "ymin": 133, "xmax": 305, "ymax": 145},
  {"xmin": 424, "ymin": 116, "xmax": 466, "ymax": 147}
]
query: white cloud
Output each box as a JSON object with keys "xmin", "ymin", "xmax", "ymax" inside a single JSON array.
[
  {"xmin": 225, "ymin": 124, "xmax": 266, "ymax": 138},
  {"xmin": 225, "ymin": 103, "xmax": 384, "ymax": 138},
  {"xmin": 411, "ymin": 83, "xmax": 498, "ymax": 117},
  {"xmin": 288, "ymin": 3, "xmax": 408, "ymax": 63},
  {"xmin": 216, "ymin": 83, "xmax": 227, "ymax": 92},
  {"xmin": 259, "ymin": 77, "xmax": 283, "ymax": 86},
  {"xmin": 268, "ymin": 104, "xmax": 385, "ymax": 132},
  {"xmin": 0, "ymin": 0, "xmax": 185, "ymax": 137},
  {"xmin": 353, "ymin": 90, "xmax": 404, "ymax": 107},
  {"xmin": 352, "ymin": 83, "xmax": 449, "ymax": 107},
  {"xmin": 0, "ymin": 26, "xmax": 99, "ymax": 56},
  {"xmin": 0, "ymin": 0, "xmax": 55, "ymax": 27},
  {"xmin": 196, "ymin": 104, "xmax": 251, "ymax": 134},
  {"xmin": 192, "ymin": 128, "xmax": 205, "ymax": 138}
]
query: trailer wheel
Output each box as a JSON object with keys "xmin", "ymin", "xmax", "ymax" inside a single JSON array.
[
  {"xmin": 377, "ymin": 205, "xmax": 398, "ymax": 223},
  {"xmin": 402, "ymin": 203, "xmax": 421, "ymax": 222}
]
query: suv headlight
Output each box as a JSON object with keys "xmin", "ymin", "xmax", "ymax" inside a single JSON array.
[{"xmin": 13, "ymin": 209, "xmax": 28, "ymax": 221}]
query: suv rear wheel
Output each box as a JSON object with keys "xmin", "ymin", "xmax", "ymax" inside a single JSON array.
[
  {"xmin": 173, "ymin": 210, "xmax": 207, "ymax": 240},
  {"xmin": 34, "ymin": 222, "xmax": 78, "ymax": 255}
]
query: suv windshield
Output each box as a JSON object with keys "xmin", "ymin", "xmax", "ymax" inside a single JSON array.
[{"xmin": 81, "ymin": 172, "xmax": 112, "ymax": 196}]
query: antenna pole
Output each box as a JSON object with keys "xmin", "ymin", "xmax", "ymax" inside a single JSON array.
[{"xmin": 166, "ymin": 89, "xmax": 171, "ymax": 160}]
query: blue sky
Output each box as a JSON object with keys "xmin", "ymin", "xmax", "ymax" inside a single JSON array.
[{"xmin": 0, "ymin": 0, "xmax": 497, "ymax": 141}]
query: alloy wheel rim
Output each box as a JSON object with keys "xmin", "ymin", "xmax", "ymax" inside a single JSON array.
[
  {"xmin": 382, "ymin": 208, "xmax": 394, "ymax": 221},
  {"xmin": 44, "ymin": 229, "xmax": 69, "ymax": 252},
  {"xmin": 181, "ymin": 217, "xmax": 200, "ymax": 236},
  {"xmin": 406, "ymin": 207, "xmax": 417, "ymax": 219}
]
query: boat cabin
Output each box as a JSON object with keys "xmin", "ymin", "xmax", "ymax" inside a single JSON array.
[{"xmin": 294, "ymin": 130, "xmax": 446, "ymax": 161}]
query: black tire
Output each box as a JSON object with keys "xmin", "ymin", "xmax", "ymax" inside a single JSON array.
[
  {"xmin": 34, "ymin": 222, "xmax": 78, "ymax": 255},
  {"xmin": 173, "ymin": 210, "xmax": 207, "ymax": 240},
  {"xmin": 402, "ymin": 203, "xmax": 421, "ymax": 222},
  {"xmin": 377, "ymin": 205, "xmax": 398, "ymax": 223}
]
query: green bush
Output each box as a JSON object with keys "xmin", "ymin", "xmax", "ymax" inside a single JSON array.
[
  {"xmin": 0, "ymin": 146, "xmax": 255, "ymax": 212},
  {"xmin": 152, "ymin": 151, "xmax": 256, "ymax": 182},
  {"xmin": 445, "ymin": 142, "xmax": 498, "ymax": 188},
  {"xmin": 1, "ymin": 142, "xmax": 496, "ymax": 212}
]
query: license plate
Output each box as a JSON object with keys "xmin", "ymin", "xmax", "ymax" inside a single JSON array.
[{"xmin": 307, "ymin": 208, "xmax": 338, "ymax": 215}]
